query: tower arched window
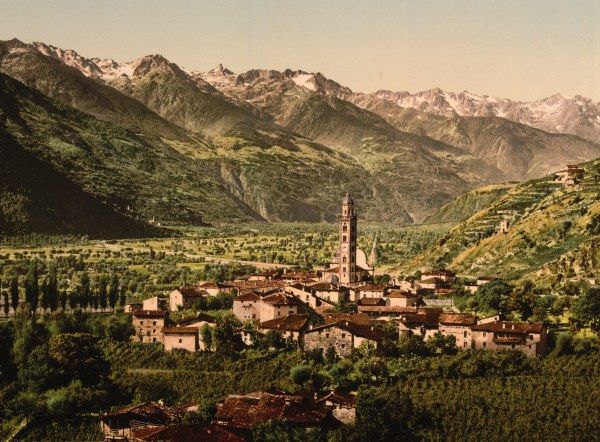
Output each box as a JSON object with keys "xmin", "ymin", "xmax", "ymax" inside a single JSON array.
[{"xmin": 342, "ymin": 256, "xmax": 347, "ymax": 262}]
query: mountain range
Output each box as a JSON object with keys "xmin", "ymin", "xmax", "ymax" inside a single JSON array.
[{"xmin": 1, "ymin": 38, "xmax": 599, "ymax": 236}]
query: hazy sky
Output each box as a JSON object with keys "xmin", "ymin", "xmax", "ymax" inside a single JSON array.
[{"xmin": 1, "ymin": 0, "xmax": 599, "ymax": 100}]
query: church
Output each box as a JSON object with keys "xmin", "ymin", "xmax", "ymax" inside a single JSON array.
[{"xmin": 321, "ymin": 193, "xmax": 375, "ymax": 286}]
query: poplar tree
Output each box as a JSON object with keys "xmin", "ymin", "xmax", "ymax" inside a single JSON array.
[
  {"xmin": 2, "ymin": 291, "xmax": 8, "ymax": 317},
  {"xmin": 99, "ymin": 275, "xmax": 108, "ymax": 310},
  {"xmin": 40, "ymin": 277, "xmax": 50, "ymax": 312},
  {"xmin": 24, "ymin": 261, "xmax": 40, "ymax": 313},
  {"xmin": 81, "ymin": 272, "xmax": 90, "ymax": 309},
  {"xmin": 10, "ymin": 276, "xmax": 19, "ymax": 312},
  {"xmin": 48, "ymin": 266, "xmax": 59, "ymax": 311},
  {"xmin": 108, "ymin": 274, "xmax": 119, "ymax": 311}
]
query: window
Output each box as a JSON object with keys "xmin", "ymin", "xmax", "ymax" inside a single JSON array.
[
  {"xmin": 179, "ymin": 339, "xmax": 182, "ymax": 343},
  {"xmin": 464, "ymin": 331, "xmax": 467, "ymax": 338},
  {"xmin": 342, "ymin": 235, "xmax": 347, "ymax": 242},
  {"xmin": 140, "ymin": 321, "xmax": 144, "ymax": 325},
  {"xmin": 483, "ymin": 332, "xmax": 487, "ymax": 337},
  {"xmin": 326, "ymin": 333, "xmax": 330, "ymax": 338},
  {"xmin": 152, "ymin": 337, "xmax": 156, "ymax": 342},
  {"xmin": 153, "ymin": 321, "xmax": 156, "ymax": 326},
  {"xmin": 153, "ymin": 329, "xmax": 156, "ymax": 333},
  {"xmin": 341, "ymin": 333, "xmax": 345, "ymax": 338},
  {"xmin": 341, "ymin": 344, "xmax": 345, "ymax": 349},
  {"xmin": 511, "ymin": 344, "xmax": 515, "ymax": 349},
  {"xmin": 342, "ymin": 256, "xmax": 347, "ymax": 262},
  {"xmin": 483, "ymin": 342, "xmax": 486, "ymax": 348},
  {"xmin": 342, "ymin": 225, "xmax": 347, "ymax": 232},
  {"xmin": 463, "ymin": 342, "xmax": 467, "ymax": 348},
  {"xmin": 529, "ymin": 334, "xmax": 534, "ymax": 340}
]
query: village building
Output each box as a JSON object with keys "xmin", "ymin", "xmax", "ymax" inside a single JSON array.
[
  {"xmin": 247, "ymin": 269, "xmax": 281, "ymax": 281},
  {"xmin": 142, "ymin": 296, "xmax": 168, "ymax": 312},
  {"xmin": 416, "ymin": 277, "xmax": 450, "ymax": 291},
  {"xmin": 286, "ymin": 283, "xmax": 330, "ymax": 309},
  {"xmin": 161, "ymin": 327, "xmax": 199, "ymax": 352},
  {"xmin": 554, "ymin": 164, "xmax": 584, "ymax": 186},
  {"xmin": 421, "ymin": 269, "xmax": 456, "ymax": 283},
  {"xmin": 132, "ymin": 310, "xmax": 168, "ymax": 344},
  {"xmin": 303, "ymin": 320, "xmax": 385, "ymax": 358},
  {"xmin": 257, "ymin": 292, "xmax": 304, "ymax": 322},
  {"xmin": 398, "ymin": 308, "xmax": 443, "ymax": 340},
  {"xmin": 227, "ymin": 279, "xmax": 286, "ymax": 295},
  {"xmin": 131, "ymin": 424, "xmax": 244, "ymax": 442},
  {"xmin": 386, "ymin": 290, "xmax": 418, "ymax": 307},
  {"xmin": 437, "ymin": 312, "xmax": 477, "ymax": 350},
  {"xmin": 471, "ymin": 320, "xmax": 548, "ymax": 357},
  {"xmin": 352, "ymin": 283, "xmax": 387, "ymax": 300},
  {"xmin": 321, "ymin": 312, "xmax": 373, "ymax": 326},
  {"xmin": 258, "ymin": 314, "xmax": 309, "ymax": 343},
  {"xmin": 476, "ymin": 276, "xmax": 496, "ymax": 286},
  {"xmin": 174, "ymin": 312, "xmax": 216, "ymax": 351},
  {"xmin": 304, "ymin": 282, "xmax": 348, "ymax": 304},
  {"xmin": 99, "ymin": 401, "xmax": 187, "ymax": 440},
  {"xmin": 197, "ymin": 281, "xmax": 233, "ymax": 296},
  {"xmin": 316, "ymin": 391, "xmax": 356, "ymax": 425},
  {"xmin": 232, "ymin": 292, "xmax": 261, "ymax": 322},
  {"xmin": 168, "ymin": 286, "xmax": 209, "ymax": 311},
  {"xmin": 124, "ymin": 302, "xmax": 142, "ymax": 313},
  {"xmin": 214, "ymin": 390, "xmax": 337, "ymax": 434}
]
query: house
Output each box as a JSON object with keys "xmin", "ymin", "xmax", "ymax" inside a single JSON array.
[
  {"xmin": 476, "ymin": 276, "xmax": 496, "ymax": 286},
  {"xmin": 124, "ymin": 303, "xmax": 142, "ymax": 313},
  {"xmin": 168, "ymin": 286, "xmax": 209, "ymax": 311},
  {"xmin": 357, "ymin": 305, "xmax": 417, "ymax": 320},
  {"xmin": 99, "ymin": 402, "xmax": 185, "ymax": 440},
  {"xmin": 398, "ymin": 308, "xmax": 443, "ymax": 340},
  {"xmin": 554, "ymin": 164, "xmax": 584, "ymax": 186},
  {"xmin": 132, "ymin": 310, "xmax": 168, "ymax": 344},
  {"xmin": 214, "ymin": 390, "xmax": 336, "ymax": 434},
  {"xmin": 471, "ymin": 320, "xmax": 548, "ymax": 357},
  {"xmin": 437, "ymin": 313, "xmax": 477, "ymax": 350},
  {"xmin": 303, "ymin": 320, "xmax": 385, "ymax": 358},
  {"xmin": 416, "ymin": 277, "xmax": 448, "ymax": 291},
  {"xmin": 232, "ymin": 292, "xmax": 261, "ymax": 322},
  {"xmin": 131, "ymin": 424, "xmax": 244, "ymax": 442},
  {"xmin": 258, "ymin": 314, "xmax": 309, "ymax": 343},
  {"xmin": 175, "ymin": 313, "xmax": 216, "ymax": 350},
  {"xmin": 316, "ymin": 391, "xmax": 356, "ymax": 425},
  {"xmin": 228, "ymin": 279, "xmax": 286, "ymax": 296},
  {"xmin": 142, "ymin": 296, "xmax": 168, "ymax": 311},
  {"xmin": 356, "ymin": 297, "xmax": 386, "ymax": 307},
  {"xmin": 386, "ymin": 290, "xmax": 418, "ymax": 307},
  {"xmin": 321, "ymin": 312, "xmax": 373, "ymax": 326},
  {"xmin": 258, "ymin": 292, "xmax": 304, "ymax": 321},
  {"xmin": 352, "ymin": 284, "xmax": 387, "ymax": 300},
  {"xmin": 197, "ymin": 281, "xmax": 233, "ymax": 296},
  {"xmin": 305, "ymin": 282, "xmax": 348, "ymax": 304},
  {"xmin": 421, "ymin": 269, "xmax": 455, "ymax": 283},
  {"xmin": 161, "ymin": 327, "xmax": 199, "ymax": 352},
  {"xmin": 286, "ymin": 283, "xmax": 335, "ymax": 310}
]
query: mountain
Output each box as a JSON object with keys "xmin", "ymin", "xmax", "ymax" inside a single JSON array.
[
  {"xmin": 396, "ymin": 159, "xmax": 600, "ymax": 284},
  {"xmin": 197, "ymin": 67, "xmax": 600, "ymax": 183},
  {"xmin": 366, "ymin": 88, "xmax": 600, "ymax": 144}
]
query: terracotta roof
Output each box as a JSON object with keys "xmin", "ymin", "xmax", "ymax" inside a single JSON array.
[
  {"xmin": 133, "ymin": 310, "xmax": 168, "ymax": 318},
  {"xmin": 356, "ymin": 297, "xmax": 386, "ymax": 306},
  {"xmin": 198, "ymin": 282, "xmax": 232, "ymax": 290},
  {"xmin": 439, "ymin": 313, "xmax": 477, "ymax": 326},
  {"xmin": 101, "ymin": 401, "xmax": 183, "ymax": 422},
  {"xmin": 175, "ymin": 286, "xmax": 210, "ymax": 298},
  {"xmin": 261, "ymin": 293, "xmax": 303, "ymax": 306},
  {"xmin": 307, "ymin": 282, "xmax": 340, "ymax": 291},
  {"xmin": 387, "ymin": 290, "xmax": 417, "ymax": 298},
  {"xmin": 471, "ymin": 321, "xmax": 544, "ymax": 334},
  {"xmin": 321, "ymin": 312, "xmax": 373, "ymax": 326},
  {"xmin": 306, "ymin": 320, "xmax": 385, "ymax": 342},
  {"xmin": 358, "ymin": 305, "xmax": 416, "ymax": 314},
  {"xmin": 356, "ymin": 284, "xmax": 386, "ymax": 291},
  {"xmin": 316, "ymin": 391, "xmax": 356, "ymax": 407},
  {"xmin": 161, "ymin": 327, "xmax": 198, "ymax": 334},
  {"xmin": 234, "ymin": 292, "xmax": 261, "ymax": 302},
  {"xmin": 259, "ymin": 314, "xmax": 309, "ymax": 332},
  {"xmin": 132, "ymin": 424, "xmax": 244, "ymax": 442},
  {"xmin": 176, "ymin": 312, "xmax": 215, "ymax": 326},
  {"xmin": 215, "ymin": 391, "xmax": 332, "ymax": 430},
  {"xmin": 322, "ymin": 267, "xmax": 339, "ymax": 273},
  {"xmin": 399, "ymin": 308, "xmax": 442, "ymax": 327}
]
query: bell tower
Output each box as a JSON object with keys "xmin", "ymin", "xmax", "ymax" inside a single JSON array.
[{"xmin": 338, "ymin": 192, "xmax": 357, "ymax": 284}]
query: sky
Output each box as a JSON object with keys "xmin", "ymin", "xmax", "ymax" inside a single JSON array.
[{"xmin": 1, "ymin": 0, "xmax": 599, "ymax": 101}]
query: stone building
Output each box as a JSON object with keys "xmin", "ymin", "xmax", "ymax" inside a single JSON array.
[
  {"xmin": 471, "ymin": 320, "xmax": 547, "ymax": 357},
  {"xmin": 438, "ymin": 312, "xmax": 477, "ymax": 350},
  {"xmin": 554, "ymin": 164, "xmax": 584, "ymax": 186},
  {"xmin": 386, "ymin": 290, "xmax": 418, "ymax": 307},
  {"xmin": 161, "ymin": 327, "xmax": 199, "ymax": 352},
  {"xmin": 168, "ymin": 286, "xmax": 209, "ymax": 311},
  {"xmin": 316, "ymin": 391, "xmax": 356, "ymax": 425},
  {"xmin": 132, "ymin": 310, "xmax": 168, "ymax": 344},
  {"xmin": 258, "ymin": 314, "xmax": 309, "ymax": 343},
  {"xmin": 232, "ymin": 292, "xmax": 261, "ymax": 322},
  {"xmin": 174, "ymin": 313, "xmax": 216, "ymax": 350},
  {"xmin": 142, "ymin": 296, "xmax": 168, "ymax": 311},
  {"xmin": 257, "ymin": 292, "xmax": 303, "ymax": 322},
  {"xmin": 303, "ymin": 320, "xmax": 384, "ymax": 358}
]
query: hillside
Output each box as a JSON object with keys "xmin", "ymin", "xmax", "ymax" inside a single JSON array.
[
  {"xmin": 397, "ymin": 160, "xmax": 600, "ymax": 284},
  {"xmin": 423, "ymin": 184, "xmax": 516, "ymax": 224}
]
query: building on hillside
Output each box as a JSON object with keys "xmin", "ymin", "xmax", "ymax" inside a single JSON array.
[
  {"xmin": 161, "ymin": 327, "xmax": 199, "ymax": 352},
  {"xmin": 232, "ymin": 292, "xmax": 261, "ymax": 322},
  {"xmin": 131, "ymin": 424, "xmax": 244, "ymax": 442},
  {"xmin": 214, "ymin": 390, "xmax": 337, "ymax": 435},
  {"xmin": 258, "ymin": 314, "xmax": 309, "ymax": 343},
  {"xmin": 471, "ymin": 320, "xmax": 548, "ymax": 357},
  {"xmin": 197, "ymin": 281, "xmax": 233, "ymax": 296},
  {"xmin": 286, "ymin": 283, "xmax": 329, "ymax": 309},
  {"xmin": 437, "ymin": 313, "xmax": 477, "ymax": 350},
  {"xmin": 124, "ymin": 303, "xmax": 142, "ymax": 314},
  {"xmin": 352, "ymin": 284, "xmax": 387, "ymax": 300},
  {"xmin": 174, "ymin": 312, "xmax": 216, "ymax": 350},
  {"xmin": 476, "ymin": 276, "xmax": 496, "ymax": 286},
  {"xmin": 357, "ymin": 305, "xmax": 417, "ymax": 320},
  {"xmin": 258, "ymin": 292, "xmax": 304, "ymax": 321},
  {"xmin": 99, "ymin": 401, "xmax": 187, "ymax": 440},
  {"xmin": 228, "ymin": 279, "xmax": 286, "ymax": 295},
  {"xmin": 304, "ymin": 282, "xmax": 348, "ymax": 304},
  {"xmin": 168, "ymin": 286, "xmax": 209, "ymax": 311},
  {"xmin": 397, "ymin": 308, "xmax": 443, "ymax": 340},
  {"xmin": 142, "ymin": 296, "xmax": 168, "ymax": 311},
  {"xmin": 315, "ymin": 391, "xmax": 356, "ymax": 425},
  {"xmin": 416, "ymin": 277, "xmax": 449, "ymax": 291},
  {"xmin": 554, "ymin": 164, "xmax": 584, "ymax": 186},
  {"xmin": 132, "ymin": 310, "xmax": 168, "ymax": 344},
  {"xmin": 321, "ymin": 312, "xmax": 373, "ymax": 326},
  {"xmin": 421, "ymin": 269, "xmax": 456, "ymax": 283},
  {"xmin": 321, "ymin": 194, "xmax": 373, "ymax": 285},
  {"xmin": 303, "ymin": 320, "xmax": 384, "ymax": 358},
  {"xmin": 386, "ymin": 290, "xmax": 418, "ymax": 307},
  {"xmin": 499, "ymin": 218, "xmax": 510, "ymax": 234}
]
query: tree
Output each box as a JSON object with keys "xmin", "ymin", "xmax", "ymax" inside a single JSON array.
[
  {"xmin": 40, "ymin": 277, "xmax": 50, "ymax": 312},
  {"xmin": 24, "ymin": 261, "xmax": 40, "ymax": 313},
  {"xmin": 426, "ymin": 332, "xmax": 458, "ymax": 355},
  {"xmin": 48, "ymin": 266, "xmax": 59, "ymax": 312},
  {"xmin": 60, "ymin": 289, "xmax": 68, "ymax": 311},
  {"xmin": 10, "ymin": 276, "xmax": 19, "ymax": 312},
  {"xmin": 98, "ymin": 275, "xmax": 108, "ymax": 310},
  {"xmin": 355, "ymin": 386, "xmax": 417, "ymax": 441},
  {"xmin": 48, "ymin": 333, "xmax": 109, "ymax": 386},
  {"xmin": 506, "ymin": 280, "xmax": 540, "ymax": 320},
  {"xmin": 200, "ymin": 323, "xmax": 213, "ymax": 351},
  {"xmin": 290, "ymin": 364, "xmax": 313, "ymax": 386},
  {"xmin": 81, "ymin": 273, "xmax": 91, "ymax": 309},
  {"xmin": 474, "ymin": 279, "xmax": 513, "ymax": 314},
  {"xmin": 213, "ymin": 315, "xmax": 243, "ymax": 354},
  {"xmin": 108, "ymin": 274, "xmax": 119, "ymax": 311},
  {"xmin": 118, "ymin": 284, "xmax": 127, "ymax": 308},
  {"xmin": 572, "ymin": 287, "xmax": 600, "ymax": 333},
  {"xmin": 2, "ymin": 291, "xmax": 9, "ymax": 317}
]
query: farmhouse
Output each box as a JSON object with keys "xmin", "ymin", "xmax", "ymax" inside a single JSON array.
[
  {"xmin": 471, "ymin": 320, "xmax": 547, "ymax": 357},
  {"xmin": 554, "ymin": 164, "xmax": 584, "ymax": 186},
  {"xmin": 132, "ymin": 310, "xmax": 168, "ymax": 344},
  {"xmin": 168, "ymin": 285, "xmax": 209, "ymax": 311},
  {"xmin": 258, "ymin": 314, "xmax": 309, "ymax": 342},
  {"xmin": 161, "ymin": 327, "xmax": 199, "ymax": 352},
  {"xmin": 303, "ymin": 320, "xmax": 384, "ymax": 358},
  {"xmin": 438, "ymin": 312, "xmax": 477, "ymax": 350}
]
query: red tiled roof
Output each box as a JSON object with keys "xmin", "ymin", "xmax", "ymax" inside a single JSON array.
[
  {"xmin": 161, "ymin": 327, "xmax": 198, "ymax": 334},
  {"xmin": 234, "ymin": 292, "xmax": 261, "ymax": 302},
  {"xmin": 387, "ymin": 290, "xmax": 417, "ymax": 298},
  {"xmin": 316, "ymin": 391, "xmax": 356, "ymax": 407},
  {"xmin": 261, "ymin": 293, "xmax": 303, "ymax": 306},
  {"xmin": 306, "ymin": 320, "xmax": 385, "ymax": 342},
  {"xmin": 439, "ymin": 313, "xmax": 477, "ymax": 326},
  {"xmin": 198, "ymin": 282, "xmax": 232, "ymax": 290},
  {"xmin": 471, "ymin": 321, "xmax": 544, "ymax": 334},
  {"xmin": 259, "ymin": 314, "xmax": 309, "ymax": 332},
  {"xmin": 307, "ymin": 282, "xmax": 340, "ymax": 291},
  {"xmin": 358, "ymin": 305, "xmax": 416, "ymax": 314},
  {"xmin": 175, "ymin": 286, "xmax": 210, "ymax": 298},
  {"xmin": 176, "ymin": 312, "xmax": 215, "ymax": 326},
  {"xmin": 133, "ymin": 310, "xmax": 168, "ymax": 318},
  {"xmin": 357, "ymin": 284, "xmax": 386, "ymax": 291},
  {"xmin": 322, "ymin": 312, "xmax": 372, "ymax": 326},
  {"xmin": 356, "ymin": 297, "xmax": 386, "ymax": 306},
  {"xmin": 215, "ymin": 391, "xmax": 332, "ymax": 430},
  {"xmin": 101, "ymin": 401, "xmax": 183, "ymax": 422}
]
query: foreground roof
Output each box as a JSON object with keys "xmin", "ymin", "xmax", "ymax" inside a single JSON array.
[
  {"xmin": 132, "ymin": 310, "xmax": 168, "ymax": 318},
  {"xmin": 439, "ymin": 313, "xmax": 477, "ymax": 326},
  {"xmin": 161, "ymin": 327, "xmax": 198, "ymax": 335},
  {"xmin": 101, "ymin": 401, "xmax": 183, "ymax": 422},
  {"xmin": 259, "ymin": 314, "xmax": 309, "ymax": 332},
  {"xmin": 306, "ymin": 320, "xmax": 385, "ymax": 341},
  {"xmin": 471, "ymin": 321, "xmax": 544, "ymax": 334},
  {"xmin": 132, "ymin": 424, "xmax": 244, "ymax": 442}
]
